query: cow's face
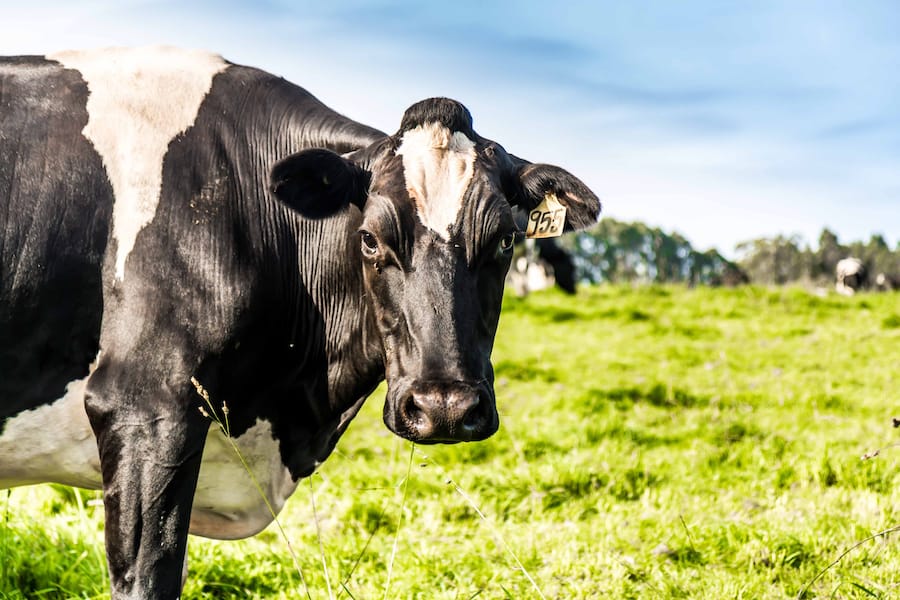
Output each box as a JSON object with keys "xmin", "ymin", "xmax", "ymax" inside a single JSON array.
[{"xmin": 271, "ymin": 99, "xmax": 601, "ymax": 444}]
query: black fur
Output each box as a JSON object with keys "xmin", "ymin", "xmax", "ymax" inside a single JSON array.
[
  {"xmin": 398, "ymin": 97, "xmax": 475, "ymax": 138},
  {"xmin": 271, "ymin": 149, "xmax": 371, "ymax": 217},
  {"xmin": 508, "ymin": 161, "xmax": 602, "ymax": 230},
  {"xmin": 0, "ymin": 57, "xmax": 112, "ymax": 428}
]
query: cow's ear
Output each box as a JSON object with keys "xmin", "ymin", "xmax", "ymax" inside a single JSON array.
[
  {"xmin": 506, "ymin": 160, "xmax": 601, "ymax": 231},
  {"xmin": 270, "ymin": 149, "xmax": 370, "ymax": 218}
]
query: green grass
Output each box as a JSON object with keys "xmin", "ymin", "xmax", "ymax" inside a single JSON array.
[{"xmin": 3, "ymin": 285, "xmax": 900, "ymax": 598}]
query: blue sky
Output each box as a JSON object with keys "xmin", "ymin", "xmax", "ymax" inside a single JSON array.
[{"xmin": 3, "ymin": 1, "xmax": 898, "ymax": 256}]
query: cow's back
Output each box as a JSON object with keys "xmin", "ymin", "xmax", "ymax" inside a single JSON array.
[{"xmin": 0, "ymin": 56, "xmax": 112, "ymax": 420}]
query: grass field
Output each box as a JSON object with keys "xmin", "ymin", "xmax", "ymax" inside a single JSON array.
[{"xmin": 2, "ymin": 285, "xmax": 900, "ymax": 599}]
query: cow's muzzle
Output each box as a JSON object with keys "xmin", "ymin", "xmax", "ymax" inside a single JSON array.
[{"xmin": 386, "ymin": 381, "xmax": 499, "ymax": 444}]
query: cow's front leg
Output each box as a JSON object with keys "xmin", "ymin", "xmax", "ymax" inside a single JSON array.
[{"xmin": 86, "ymin": 363, "xmax": 208, "ymax": 599}]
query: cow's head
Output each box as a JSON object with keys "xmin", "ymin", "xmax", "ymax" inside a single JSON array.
[{"xmin": 271, "ymin": 98, "xmax": 600, "ymax": 444}]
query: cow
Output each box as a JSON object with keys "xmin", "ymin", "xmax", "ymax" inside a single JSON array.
[
  {"xmin": 507, "ymin": 209, "xmax": 578, "ymax": 296},
  {"xmin": 507, "ymin": 237, "xmax": 578, "ymax": 297},
  {"xmin": 0, "ymin": 47, "xmax": 601, "ymax": 597},
  {"xmin": 835, "ymin": 257, "xmax": 867, "ymax": 295},
  {"xmin": 874, "ymin": 272, "xmax": 899, "ymax": 291}
]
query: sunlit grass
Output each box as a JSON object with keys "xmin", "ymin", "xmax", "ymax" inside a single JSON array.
[{"xmin": 2, "ymin": 285, "xmax": 899, "ymax": 598}]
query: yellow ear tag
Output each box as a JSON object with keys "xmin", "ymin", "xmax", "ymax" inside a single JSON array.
[{"xmin": 525, "ymin": 192, "xmax": 567, "ymax": 239}]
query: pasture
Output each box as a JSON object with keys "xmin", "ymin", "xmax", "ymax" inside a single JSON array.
[{"xmin": 2, "ymin": 285, "xmax": 899, "ymax": 599}]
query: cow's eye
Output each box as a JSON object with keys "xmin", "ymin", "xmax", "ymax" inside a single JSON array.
[
  {"xmin": 360, "ymin": 231, "xmax": 378, "ymax": 256},
  {"xmin": 498, "ymin": 233, "xmax": 515, "ymax": 254}
]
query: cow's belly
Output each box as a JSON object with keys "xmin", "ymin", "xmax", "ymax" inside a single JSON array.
[
  {"xmin": 190, "ymin": 420, "xmax": 299, "ymax": 540},
  {"xmin": 0, "ymin": 371, "xmax": 103, "ymax": 489},
  {"xmin": 0, "ymin": 374, "xmax": 298, "ymax": 540}
]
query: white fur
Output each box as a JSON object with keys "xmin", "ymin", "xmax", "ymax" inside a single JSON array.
[
  {"xmin": 835, "ymin": 257, "xmax": 864, "ymax": 296},
  {"xmin": 48, "ymin": 47, "xmax": 228, "ymax": 280},
  {"xmin": 396, "ymin": 122, "xmax": 476, "ymax": 239},
  {"xmin": 0, "ymin": 370, "xmax": 296, "ymax": 540},
  {"xmin": 189, "ymin": 419, "xmax": 298, "ymax": 539},
  {"xmin": 0, "ymin": 359, "xmax": 102, "ymax": 489}
]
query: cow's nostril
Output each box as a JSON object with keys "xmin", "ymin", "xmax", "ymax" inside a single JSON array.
[
  {"xmin": 400, "ymin": 393, "xmax": 436, "ymax": 440},
  {"xmin": 462, "ymin": 399, "xmax": 482, "ymax": 430},
  {"xmin": 403, "ymin": 395, "xmax": 421, "ymax": 421}
]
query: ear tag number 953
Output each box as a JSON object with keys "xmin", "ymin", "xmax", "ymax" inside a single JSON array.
[{"xmin": 525, "ymin": 192, "xmax": 567, "ymax": 239}]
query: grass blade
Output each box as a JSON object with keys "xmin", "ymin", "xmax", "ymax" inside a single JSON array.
[
  {"xmin": 850, "ymin": 581, "xmax": 879, "ymax": 597},
  {"xmin": 798, "ymin": 524, "xmax": 900, "ymax": 598},
  {"xmin": 415, "ymin": 448, "xmax": 547, "ymax": 600},
  {"xmin": 192, "ymin": 376, "xmax": 311, "ymax": 600},
  {"xmin": 337, "ymin": 501, "xmax": 387, "ymax": 597},
  {"xmin": 383, "ymin": 443, "xmax": 415, "ymax": 600},
  {"xmin": 309, "ymin": 476, "xmax": 334, "ymax": 600}
]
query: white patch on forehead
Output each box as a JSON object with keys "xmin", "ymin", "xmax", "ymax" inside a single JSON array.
[
  {"xmin": 0, "ymin": 359, "xmax": 102, "ymax": 489},
  {"xmin": 190, "ymin": 419, "xmax": 297, "ymax": 539},
  {"xmin": 396, "ymin": 122, "xmax": 476, "ymax": 239},
  {"xmin": 48, "ymin": 47, "xmax": 228, "ymax": 280}
]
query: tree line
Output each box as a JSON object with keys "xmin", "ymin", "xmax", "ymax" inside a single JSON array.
[
  {"xmin": 558, "ymin": 218, "xmax": 899, "ymax": 287},
  {"xmin": 734, "ymin": 229, "xmax": 898, "ymax": 287}
]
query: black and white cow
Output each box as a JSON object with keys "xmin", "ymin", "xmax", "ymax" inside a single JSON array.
[
  {"xmin": 0, "ymin": 47, "xmax": 600, "ymax": 597},
  {"xmin": 507, "ymin": 237, "xmax": 578, "ymax": 296},
  {"xmin": 835, "ymin": 257, "xmax": 867, "ymax": 295},
  {"xmin": 507, "ymin": 208, "xmax": 578, "ymax": 296},
  {"xmin": 874, "ymin": 272, "xmax": 898, "ymax": 291}
]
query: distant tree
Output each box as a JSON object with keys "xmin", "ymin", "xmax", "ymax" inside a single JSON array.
[
  {"xmin": 862, "ymin": 234, "xmax": 898, "ymax": 279},
  {"xmin": 735, "ymin": 235, "xmax": 806, "ymax": 285},
  {"xmin": 689, "ymin": 248, "xmax": 748, "ymax": 287},
  {"xmin": 813, "ymin": 229, "xmax": 845, "ymax": 282},
  {"xmin": 561, "ymin": 218, "xmax": 743, "ymax": 286},
  {"xmin": 655, "ymin": 231, "xmax": 692, "ymax": 282},
  {"xmin": 560, "ymin": 218, "xmax": 896, "ymax": 289},
  {"xmin": 734, "ymin": 229, "xmax": 899, "ymax": 287}
]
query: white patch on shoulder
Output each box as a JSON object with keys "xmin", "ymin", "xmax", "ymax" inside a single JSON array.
[
  {"xmin": 396, "ymin": 122, "xmax": 476, "ymax": 239},
  {"xmin": 0, "ymin": 360, "xmax": 102, "ymax": 489},
  {"xmin": 47, "ymin": 47, "xmax": 228, "ymax": 280},
  {"xmin": 190, "ymin": 419, "xmax": 298, "ymax": 540}
]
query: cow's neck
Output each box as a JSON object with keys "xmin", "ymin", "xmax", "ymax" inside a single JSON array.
[
  {"xmin": 236, "ymin": 94, "xmax": 387, "ymax": 477},
  {"xmin": 265, "ymin": 210, "xmax": 384, "ymax": 478},
  {"xmin": 322, "ymin": 244, "xmax": 384, "ymax": 415}
]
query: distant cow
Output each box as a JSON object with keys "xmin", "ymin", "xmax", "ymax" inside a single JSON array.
[
  {"xmin": 835, "ymin": 257, "xmax": 867, "ymax": 295},
  {"xmin": 0, "ymin": 47, "xmax": 601, "ymax": 597},
  {"xmin": 874, "ymin": 272, "xmax": 899, "ymax": 291},
  {"xmin": 507, "ymin": 209, "xmax": 578, "ymax": 296},
  {"xmin": 507, "ymin": 237, "xmax": 578, "ymax": 296}
]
